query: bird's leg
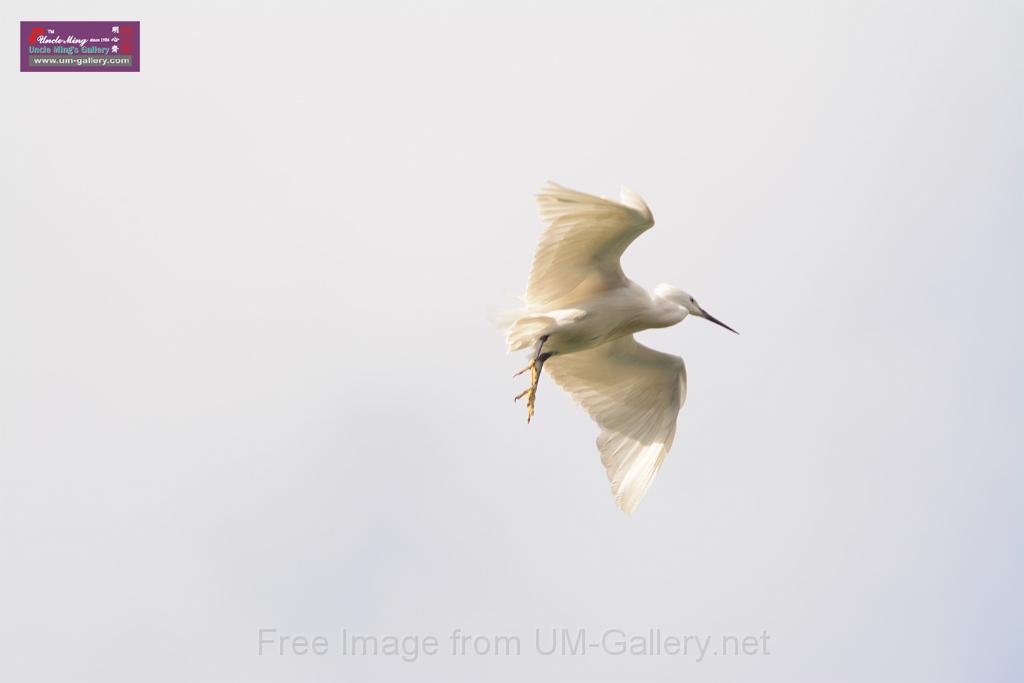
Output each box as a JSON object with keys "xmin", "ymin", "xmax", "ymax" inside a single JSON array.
[
  {"xmin": 526, "ymin": 352, "xmax": 552, "ymax": 422},
  {"xmin": 514, "ymin": 336, "xmax": 550, "ymax": 423},
  {"xmin": 513, "ymin": 335, "xmax": 547, "ymax": 382}
]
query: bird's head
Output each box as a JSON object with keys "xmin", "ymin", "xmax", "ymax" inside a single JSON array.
[{"xmin": 655, "ymin": 284, "xmax": 738, "ymax": 334}]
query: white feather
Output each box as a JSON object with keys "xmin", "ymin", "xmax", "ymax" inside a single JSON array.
[
  {"xmin": 525, "ymin": 181, "xmax": 653, "ymax": 309},
  {"xmin": 545, "ymin": 336, "xmax": 686, "ymax": 513}
]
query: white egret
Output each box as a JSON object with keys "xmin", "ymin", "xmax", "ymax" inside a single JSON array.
[{"xmin": 504, "ymin": 182, "xmax": 737, "ymax": 513}]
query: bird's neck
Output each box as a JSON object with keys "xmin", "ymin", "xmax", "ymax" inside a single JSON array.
[{"xmin": 650, "ymin": 297, "xmax": 688, "ymax": 329}]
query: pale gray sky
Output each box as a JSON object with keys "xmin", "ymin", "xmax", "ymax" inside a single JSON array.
[{"xmin": 1, "ymin": 1, "xmax": 1021, "ymax": 681}]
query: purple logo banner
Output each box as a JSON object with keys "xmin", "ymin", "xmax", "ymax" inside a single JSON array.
[{"xmin": 20, "ymin": 21, "xmax": 140, "ymax": 72}]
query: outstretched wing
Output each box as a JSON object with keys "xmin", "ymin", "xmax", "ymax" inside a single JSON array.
[
  {"xmin": 544, "ymin": 336, "xmax": 686, "ymax": 513},
  {"xmin": 526, "ymin": 182, "xmax": 654, "ymax": 308}
]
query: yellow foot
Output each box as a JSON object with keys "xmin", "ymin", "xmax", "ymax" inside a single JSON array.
[
  {"xmin": 514, "ymin": 360, "xmax": 540, "ymax": 423},
  {"xmin": 513, "ymin": 359, "xmax": 536, "ymax": 379},
  {"xmin": 514, "ymin": 384, "xmax": 537, "ymax": 423}
]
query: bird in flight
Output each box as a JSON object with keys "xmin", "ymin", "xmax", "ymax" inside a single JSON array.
[{"xmin": 504, "ymin": 182, "xmax": 737, "ymax": 513}]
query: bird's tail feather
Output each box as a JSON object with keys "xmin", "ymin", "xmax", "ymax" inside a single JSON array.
[{"xmin": 500, "ymin": 311, "xmax": 556, "ymax": 353}]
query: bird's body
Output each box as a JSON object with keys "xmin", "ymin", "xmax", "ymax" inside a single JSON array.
[
  {"xmin": 505, "ymin": 182, "xmax": 736, "ymax": 513},
  {"xmin": 507, "ymin": 281, "xmax": 685, "ymax": 356}
]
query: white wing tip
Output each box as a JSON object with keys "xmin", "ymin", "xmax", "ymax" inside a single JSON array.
[
  {"xmin": 604, "ymin": 437, "xmax": 669, "ymax": 515},
  {"xmin": 619, "ymin": 186, "xmax": 653, "ymax": 221},
  {"xmin": 616, "ymin": 497, "xmax": 639, "ymax": 515},
  {"xmin": 538, "ymin": 180, "xmax": 566, "ymax": 196},
  {"xmin": 614, "ymin": 483, "xmax": 646, "ymax": 515}
]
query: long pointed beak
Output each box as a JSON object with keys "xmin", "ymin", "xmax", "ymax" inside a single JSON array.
[{"xmin": 698, "ymin": 308, "xmax": 739, "ymax": 335}]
